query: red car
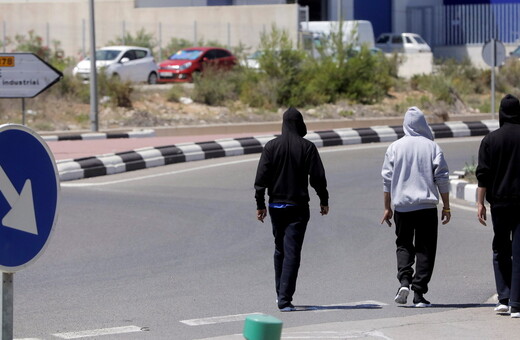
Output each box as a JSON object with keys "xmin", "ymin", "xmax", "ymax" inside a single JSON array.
[{"xmin": 157, "ymin": 47, "xmax": 237, "ymax": 82}]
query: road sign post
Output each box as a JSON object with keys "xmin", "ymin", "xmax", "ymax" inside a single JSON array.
[
  {"xmin": 0, "ymin": 124, "xmax": 60, "ymax": 340},
  {"xmin": 1, "ymin": 273, "xmax": 13, "ymax": 339},
  {"xmin": 482, "ymin": 39, "xmax": 506, "ymax": 120}
]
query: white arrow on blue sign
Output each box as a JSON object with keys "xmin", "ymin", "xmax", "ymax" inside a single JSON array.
[
  {"xmin": 0, "ymin": 53, "xmax": 63, "ymax": 98},
  {"xmin": 0, "ymin": 124, "xmax": 60, "ymax": 272}
]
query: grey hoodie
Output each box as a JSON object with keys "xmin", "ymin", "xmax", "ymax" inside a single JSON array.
[{"xmin": 381, "ymin": 107, "xmax": 450, "ymax": 212}]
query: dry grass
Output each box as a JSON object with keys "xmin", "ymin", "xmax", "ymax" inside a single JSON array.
[{"xmin": 0, "ymin": 84, "xmax": 490, "ymax": 133}]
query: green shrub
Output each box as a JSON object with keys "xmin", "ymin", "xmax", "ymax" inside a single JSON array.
[
  {"xmin": 497, "ymin": 59, "xmax": 520, "ymax": 94},
  {"xmin": 192, "ymin": 65, "xmax": 239, "ymax": 106},
  {"xmin": 107, "ymin": 28, "xmax": 157, "ymax": 53},
  {"xmin": 96, "ymin": 71, "xmax": 133, "ymax": 108},
  {"xmin": 166, "ymin": 85, "xmax": 186, "ymax": 103},
  {"xmin": 340, "ymin": 47, "xmax": 393, "ymax": 104}
]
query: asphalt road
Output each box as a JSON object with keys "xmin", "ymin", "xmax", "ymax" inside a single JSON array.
[{"xmin": 12, "ymin": 137, "xmax": 494, "ymax": 340}]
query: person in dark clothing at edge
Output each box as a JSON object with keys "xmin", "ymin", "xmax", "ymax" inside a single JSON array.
[
  {"xmin": 254, "ymin": 107, "xmax": 329, "ymax": 312},
  {"xmin": 476, "ymin": 94, "xmax": 520, "ymax": 318}
]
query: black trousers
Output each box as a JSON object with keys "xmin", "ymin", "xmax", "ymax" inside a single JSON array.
[
  {"xmin": 394, "ymin": 208, "xmax": 438, "ymax": 294},
  {"xmin": 269, "ymin": 205, "xmax": 309, "ymax": 308},
  {"xmin": 490, "ymin": 206, "xmax": 520, "ymax": 308}
]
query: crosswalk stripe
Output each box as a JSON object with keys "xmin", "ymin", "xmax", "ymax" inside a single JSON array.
[
  {"xmin": 52, "ymin": 325, "xmax": 143, "ymax": 339},
  {"xmin": 181, "ymin": 313, "xmax": 263, "ymax": 326}
]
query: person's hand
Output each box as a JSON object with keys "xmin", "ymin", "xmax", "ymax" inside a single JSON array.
[
  {"xmin": 381, "ymin": 208, "xmax": 393, "ymax": 227},
  {"xmin": 477, "ymin": 203, "xmax": 487, "ymax": 226},
  {"xmin": 441, "ymin": 208, "xmax": 451, "ymax": 225},
  {"xmin": 320, "ymin": 205, "xmax": 329, "ymax": 216},
  {"xmin": 257, "ymin": 209, "xmax": 267, "ymax": 223}
]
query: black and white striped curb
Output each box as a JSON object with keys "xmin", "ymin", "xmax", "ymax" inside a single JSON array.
[
  {"xmin": 43, "ymin": 129, "xmax": 155, "ymax": 141},
  {"xmin": 57, "ymin": 120, "xmax": 499, "ymax": 182},
  {"xmin": 451, "ymin": 171, "xmax": 478, "ymax": 203}
]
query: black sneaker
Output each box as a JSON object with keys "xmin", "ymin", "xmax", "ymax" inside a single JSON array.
[
  {"xmin": 279, "ymin": 303, "xmax": 296, "ymax": 312},
  {"xmin": 511, "ymin": 307, "xmax": 520, "ymax": 318},
  {"xmin": 413, "ymin": 292, "xmax": 431, "ymax": 308}
]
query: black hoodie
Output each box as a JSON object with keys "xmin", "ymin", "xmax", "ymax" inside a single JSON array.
[
  {"xmin": 476, "ymin": 94, "xmax": 520, "ymax": 206},
  {"xmin": 254, "ymin": 107, "xmax": 329, "ymax": 209}
]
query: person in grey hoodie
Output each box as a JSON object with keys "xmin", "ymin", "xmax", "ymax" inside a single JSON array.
[{"xmin": 381, "ymin": 107, "xmax": 451, "ymax": 307}]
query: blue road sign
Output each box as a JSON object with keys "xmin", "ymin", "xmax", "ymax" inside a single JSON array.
[{"xmin": 0, "ymin": 124, "xmax": 59, "ymax": 272}]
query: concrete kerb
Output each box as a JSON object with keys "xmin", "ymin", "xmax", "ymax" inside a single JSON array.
[
  {"xmin": 42, "ymin": 128, "xmax": 155, "ymax": 141},
  {"xmin": 56, "ymin": 120, "xmax": 498, "ymax": 189}
]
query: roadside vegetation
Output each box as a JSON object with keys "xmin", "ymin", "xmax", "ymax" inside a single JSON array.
[{"xmin": 1, "ymin": 27, "xmax": 520, "ymax": 131}]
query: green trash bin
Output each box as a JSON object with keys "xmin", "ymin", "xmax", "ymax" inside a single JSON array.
[{"xmin": 243, "ymin": 314, "xmax": 283, "ymax": 340}]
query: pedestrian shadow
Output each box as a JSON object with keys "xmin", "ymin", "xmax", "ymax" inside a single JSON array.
[
  {"xmin": 400, "ymin": 303, "xmax": 495, "ymax": 309},
  {"xmin": 293, "ymin": 302, "xmax": 384, "ymax": 312}
]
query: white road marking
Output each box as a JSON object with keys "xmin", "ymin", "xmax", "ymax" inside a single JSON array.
[
  {"xmin": 183, "ymin": 301, "xmax": 387, "ymax": 327},
  {"xmin": 61, "ymin": 158, "xmax": 256, "ymax": 187},
  {"xmin": 450, "ymin": 201, "xmax": 476, "ymax": 212},
  {"xmin": 52, "ymin": 325, "xmax": 143, "ymax": 339},
  {"xmin": 281, "ymin": 330, "xmax": 393, "ymax": 339},
  {"xmin": 181, "ymin": 312, "xmax": 263, "ymax": 326},
  {"xmin": 60, "ymin": 143, "xmax": 392, "ymax": 188}
]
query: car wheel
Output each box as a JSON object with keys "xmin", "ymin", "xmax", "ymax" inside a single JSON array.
[{"xmin": 148, "ymin": 72, "xmax": 158, "ymax": 84}]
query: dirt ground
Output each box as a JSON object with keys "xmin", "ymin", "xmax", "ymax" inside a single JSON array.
[{"xmin": 0, "ymin": 84, "xmax": 486, "ymax": 133}]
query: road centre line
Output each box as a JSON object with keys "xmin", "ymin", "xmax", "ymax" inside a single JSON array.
[{"xmin": 52, "ymin": 325, "xmax": 144, "ymax": 339}]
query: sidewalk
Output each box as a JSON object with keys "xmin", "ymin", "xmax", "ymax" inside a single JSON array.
[
  {"xmin": 200, "ymin": 298, "xmax": 520, "ymax": 340},
  {"xmin": 47, "ymin": 132, "xmax": 264, "ymax": 161}
]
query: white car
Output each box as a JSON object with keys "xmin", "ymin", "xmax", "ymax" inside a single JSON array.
[
  {"xmin": 73, "ymin": 46, "xmax": 158, "ymax": 84},
  {"xmin": 375, "ymin": 33, "xmax": 431, "ymax": 53}
]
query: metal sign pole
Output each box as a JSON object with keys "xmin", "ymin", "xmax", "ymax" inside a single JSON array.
[
  {"xmin": 491, "ymin": 38, "xmax": 496, "ymax": 120},
  {"xmin": 1, "ymin": 272, "xmax": 13, "ymax": 340},
  {"xmin": 21, "ymin": 98, "xmax": 25, "ymax": 126},
  {"xmin": 89, "ymin": 0, "xmax": 99, "ymax": 132}
]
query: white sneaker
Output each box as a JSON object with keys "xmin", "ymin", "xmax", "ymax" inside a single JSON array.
[
  {"xmin": 511, "ymin": 307, "xmax": 520, "ymax": 318},
  {"xmin": 394, "ymin": 287, "xmax": 409, "ymax": 304},
  {"xmin": 494, "ymin": 304, "xmax": 509, "ymax": 313}
]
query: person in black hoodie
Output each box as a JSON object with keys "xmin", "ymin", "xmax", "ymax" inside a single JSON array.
[
  {"xmin": 254, "ymin": 107, "xmax": 329, "ymax": 312},
  {"xmin": 476, "ymin": 94, "xmax": 520, "ymax": 318}
]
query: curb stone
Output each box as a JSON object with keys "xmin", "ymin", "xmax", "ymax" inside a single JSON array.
[
  {"xmin": 56, "ymin": 120, "xmax": 499, "ymax": 183},
  {"xmin": 43, "ymin": 129, "xmax": 155, "ymax": 141}
]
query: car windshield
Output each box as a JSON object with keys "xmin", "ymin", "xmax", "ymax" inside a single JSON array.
[
  {"xmin": 95, "ymin": 50, "xmax": 121, "ymax": 61},
  {"xmin": 414, "ymin": 36, "xmax": 427, "ymax": 44},
  {"xmin": 169, "ymin": 50, "xmax": 203, "ymax": 61},
  {"xmin": 248, "ymin": 50, "xmax": 263, "ymax": 59}
]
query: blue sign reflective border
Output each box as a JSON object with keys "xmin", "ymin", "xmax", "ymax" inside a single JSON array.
[{"xmin": 0, "ymin": 124, "xmax": 59, "ymax": 272}]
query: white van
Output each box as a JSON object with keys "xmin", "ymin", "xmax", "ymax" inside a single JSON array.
[
  {"xmin": 300, "ymin": 20, "xmax": 375, "ymax": 56},
  {"xmin": 375, "ymin": 33, "xmax": 431, "ymax": 53}
]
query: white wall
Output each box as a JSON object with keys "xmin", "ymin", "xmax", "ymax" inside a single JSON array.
[
  {"xmin": 392, "ymin": 0, "xmax": 442, "ymax": 33},
  {"xmin": 395, "ymin": 52, "xmax": 434, "ymax": 78},
  {"xmin": 434, "ymin": 44, "xmax": 518, "ymax": 69},
  {"xmin": 0, "ymin": 1, "xmax": 299, "ymax": 60}
]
